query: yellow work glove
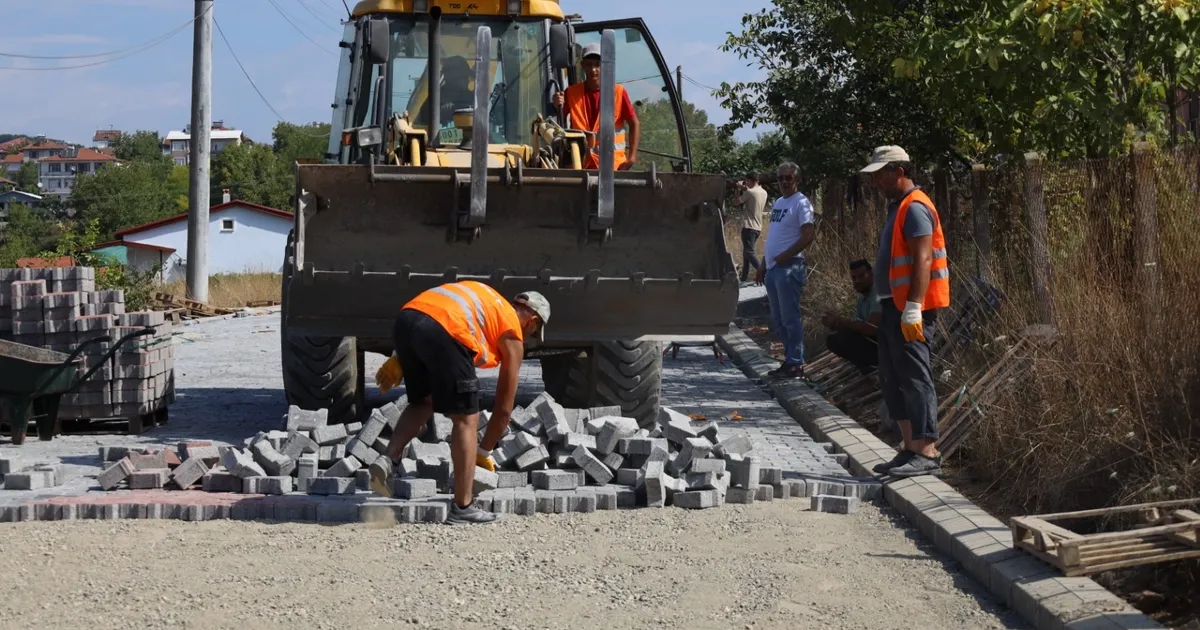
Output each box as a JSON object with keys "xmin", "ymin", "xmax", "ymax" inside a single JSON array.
[
  {"xmin": 900, "ymin": 300, "xmax": 926, "ymax": 343},
  {"xmin": 476, "ymin": 446, "xmax": 497, "ymax": 472},
  {"xmin": 375, "ymin": 353, "xmax": 403, "ymax": 393}
]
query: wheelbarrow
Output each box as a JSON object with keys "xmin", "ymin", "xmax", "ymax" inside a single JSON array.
[{"xmin": 0, "ymin": 328, "xmax": 156, "ymax": 445}]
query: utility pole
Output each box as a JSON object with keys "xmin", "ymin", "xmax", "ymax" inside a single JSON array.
[{"xmin": 186, "ymin": 0, "xmax": 213, "ymax": 303}]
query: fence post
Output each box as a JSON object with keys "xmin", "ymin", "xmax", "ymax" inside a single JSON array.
[
  {"xmin": 1130, "ymin": 142, "xmax": 1163, "ymax": 330},
  {"xmin": 1023, "ymin": 152, "xmax": 1055, "ymax": 325},
  {"xmin": 970, "ymin": 164, "xmax": 991, "ymax": 282},
  {"xmin": 934, "ymin": 168, "xmax": 952, "ymax": 255}
]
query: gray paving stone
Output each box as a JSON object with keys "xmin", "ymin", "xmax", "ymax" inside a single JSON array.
[{"xmin": 812, "ymin": 494, "xmax": 861, "ymax": 514}]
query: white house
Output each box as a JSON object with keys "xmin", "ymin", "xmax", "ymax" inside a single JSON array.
[
  {"xmin": 91, "ymin": 196, "xmax": 293, "ymax": 283},
  {"xmin": 162, "ymin": 121, "xmax": 249, "ymax": 166},
  {"xmin": 38, "ymin": 148, "xmax": 120, "ymax": 199}
]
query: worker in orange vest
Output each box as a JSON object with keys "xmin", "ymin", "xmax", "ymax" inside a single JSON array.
[
  {"xmin": 374, "ymin": 281, "xmax": 550, "ymax": 524},
  {"xmin": 860, "ymin": 146, "xmax": 950, "ymax": 479},
  {"xmin": 551, "ymin": 42, "xmax": 641, "ymax": 171}
]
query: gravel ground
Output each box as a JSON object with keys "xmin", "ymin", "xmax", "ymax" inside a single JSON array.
[
  {"xmin": 0, "ymin": 292, "xmax": 1027, "ymax": 629},
  {"xmin": 0, "ymin": 502, "xmax": 1022, "ymax": 630}
]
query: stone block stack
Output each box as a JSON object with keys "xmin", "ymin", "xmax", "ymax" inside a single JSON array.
[{"xmin": 0, "ymin": 266, "xmax": 175, "ymax": 422}]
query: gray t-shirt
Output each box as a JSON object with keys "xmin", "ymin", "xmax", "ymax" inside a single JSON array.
[{"xmin": 875, "ymin": 187, "xmax": 935, "ymax": 300}]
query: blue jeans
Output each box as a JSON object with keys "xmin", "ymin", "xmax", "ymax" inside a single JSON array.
[{"xmin": 765, "ymin": 258, "xmax": 807, "ymax": 366}]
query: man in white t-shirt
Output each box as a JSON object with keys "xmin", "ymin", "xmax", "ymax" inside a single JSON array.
[{"xmin": 755, "ymin": 161, "xmax": 816, "ymax": 379}]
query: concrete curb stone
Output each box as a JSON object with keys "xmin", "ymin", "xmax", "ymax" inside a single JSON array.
[{"xmin": 716, "ymin": 325, "xmax": 1161, "ymax": 630}]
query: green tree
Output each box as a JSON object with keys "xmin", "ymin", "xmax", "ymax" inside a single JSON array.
[
  {"xmin": 0, "ymin": 203, "xmax": 52, "ymax": 267},
  {"xmin": 212, "ymin": 143, "xmax": 291, "ymax": 209},
  {"xmin": 70, "ymin": 161, "xmax": 180, "ymax": 240},
  {"xmin": 14, "ymin": 161, "xmax": 40, "ymax": 193},
  {"xmin": 113, "ymin": 130, "xmax": 167, "ymax": 164},
  {"xmin": 272, "ymin": 121, "xmax": 331, "ymax": 165}
]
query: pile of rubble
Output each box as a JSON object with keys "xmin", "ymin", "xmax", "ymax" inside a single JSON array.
[
  {"xmin": 0, "ymin": 267, "xmax": 175, "ymax": 421},
  {"xmin": 79, "ymin": 391, "xmax": 875, "ymax": 516}
]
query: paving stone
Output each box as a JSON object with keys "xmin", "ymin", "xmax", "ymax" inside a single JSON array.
[
  {"xmin": 725, "ymin": 486, "xmax": 755, "ymax": 504},
  {"xmin": 514, "ymin": 444, "xmax": 550, "ymax": 471},
  {"xmin": 690, "ymin": 458, "xmax": 726, "ymax": 475},
  {"xmin": 512, "ymin": 489, "xmax": 536, "ymax": 515},
  {"xmin": 596, "ymin": 417, "xmax": 639, "ymax": 454},
  {"xmin": 753, "ymin": 484, "xmax": 775, "ymax": 502},
  {"xmin": 394, "ymin": 477, "xmax": 437, "ymax": 499},
  {"xmin": 281, "ymin": 431, "xmax": 319, "ymax": 459},
  {"xmin": 715, "ymin": 434, "xmax": 754, "ymax": 458},
  {"xmin": 812, "ymin": 494, "xmax": 860, "ymax": 514},
  {"xmin": 171, "ymin": 457, "xmax": 209, "ymax": 489},
  {"xmin": 786, "ymin": 479, "xmax": 808, "ymax": 498},
  {"xmin": 758, "ymin": 467, "xmax": 784, "ymax": 486},
  {"xmin": 323, "ymin": 456, "xmax": 362, "ymax": 478},
  {"xmin": 640, "ymin": 461, "xmax": 666, "ymax": 507},
  {"xmin": 495, "ymin": 471, "xmax": 528, "ymax": 488},
  {"xmin": 728, "ymin": 455, "xmax": 761, "ymax": 489},
  {"xmin": 615, "ymin": 468, "xmax": 640, "ymax": 486},
  {"xmin": 474, "ymin": 467, "xmax": 499, "ymax": 493},
  {"xmin": 244, "ymin": 476, "xmax": 292, "ymax": 495},
  {"xmin": 572, "ymin": 445, "xmax": 614, "ymax": 485},
  {"xmin": 568, "ymin": 490, "xmax": 597, "ymax": 513},
  {"xmin": 97, "ymin": 457, "xmax": 135, "ymax": 490},
  {"xmin": 773, "ymin": 482, "xmax": 792, "ymax": 499},
  {"xmin": 564, "ymin": 433, "xmax": 597, "ymax": 451},
  {"xmin": 674, "ymin": 489, "xmax": 720, "ymax": 509},
  {"xmin": 311, "ymin": 423, "xmax": 348, "ymax": 446},
  {"xmin": 249, "ymin": 440, "xmax": 296, "ymax": 477},
  {"xmin": 286, "ymin": 406, "xmax": 328, "ymax": 431},
  {"xmin": 531, "ymin": 469, "xmax": 579, "ymax": 491},
  {"xmin": 129, "ymin": 468, "xmax": 169, "ymax": 489},
  {"xmin": 308, "ymin": 477, "xmax": 355, "ymax": 496},
  {"xmin": 202, "ymin": 471, "xmax": 243, "ymax": 493},
  {"xmin": 221, "ymin": 447, "xmax": 267, "ymax": 479},
  {"xmin": 510, "ymin": 406, "xmax": 543, "ymax": 437},
  {"xmin": 684, "ymin": 471, "xmax": 718, "ymax": 490},
  {"xmin": 3, "ymin": 471, "xmax": 48, "ymax": 490}
]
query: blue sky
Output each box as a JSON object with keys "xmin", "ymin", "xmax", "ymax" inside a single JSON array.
[{"xmin": 0, "ymin": 0, "xmax": 774, "ymax": 147}]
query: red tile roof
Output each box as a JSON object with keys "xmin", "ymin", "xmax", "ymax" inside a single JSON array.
[
  {"xmin": 93, "ymin": 130, "xmax": 121, "ymax": 142},
  {"xmin": 0, "ymin": 137, "xmax": 30, "ymax": 152},
  {"xmin": 2, "ymin": 154, "xmax": 23, "ymax": 164},
  {"xmin": 91, "ymin": 239, "xmax": 177, "ymax": 253},
  {"xmin": 23, "ymin": 140, "xmax": 67, "ymax": 151},
  {"xmin": 42, "ymin": 148, "xmax": 119, "ymax": 163},
  {"xmin": 115, "ymin": 200, "xmax": 293, "ymax": 237}
]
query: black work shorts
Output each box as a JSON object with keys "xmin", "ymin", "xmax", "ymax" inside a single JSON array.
[{"xmin": 392, "ymin": 308, "xmax": 481, "ymax": 416}]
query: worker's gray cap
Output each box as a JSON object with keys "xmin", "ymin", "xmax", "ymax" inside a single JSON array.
[
  {"xmin": 515, "ymin": 291, "xmax": 551, "ymax": 341},
  {"xmin": 860, "ymin": 146, "xmax": 911, "ymax": 173},
  {"xmin": 581, "ymin": 42, "xmax": 601, "ymax": 60}
]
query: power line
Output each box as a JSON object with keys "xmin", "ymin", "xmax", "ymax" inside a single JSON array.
[
  {"xmin": 686, "ymin": 74, "xmax": 720, "ymax": 91},
  {"xmin": 0, "ymin": 9, "xmax": 204, "ymax": 71},
  {"xmin": 213, "ymin": 18, "xmax": 332, "ymax": 139},
  {"xmin": 265, "ymin": 0, "xmax": 337, "ymax": 56},
  {"xmin": 0, "ymin": 13, "xmax": 201, "ymax": 60},
  {"xmin": 295, "ymin": 0, "xmax": 342, "ymax": 32}
]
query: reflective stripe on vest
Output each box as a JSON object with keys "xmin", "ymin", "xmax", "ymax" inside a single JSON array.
[
  {"xmin": 565, "ymin": 82, "xmax": 629, "ymax": 167},
  {"xmin": 428, "ymin": 285, "xmax": 491, "ymax": 368},
  {"xmin": 887, "ymin": 188, "xmax": 951, "ymax": 310}
]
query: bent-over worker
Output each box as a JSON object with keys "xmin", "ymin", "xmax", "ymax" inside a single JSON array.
[
  {"xmin": 374, "ymin": 281, "xmax": 550, "ymax": 525},
  {"xmin": 552, "ymin": 42, "xmax": 641, "ymax": 170}
]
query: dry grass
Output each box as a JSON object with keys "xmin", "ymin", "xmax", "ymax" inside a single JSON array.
[{"xmin": 160, "ymin": 273, "xmax": 281, "ymax": 309}]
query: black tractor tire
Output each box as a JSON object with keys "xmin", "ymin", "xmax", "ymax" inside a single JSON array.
[
  {"xmin": 280, "ymin": 231, "xmax": 362, "ymax": 425},
  {"xmin": 539, "ymin": 340, "xmax": 663, "ymax": 426}
]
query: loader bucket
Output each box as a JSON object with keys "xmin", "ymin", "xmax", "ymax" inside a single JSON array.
[{"xmin": 284, "ymin": 162, "xmax": 739, "ymax": 347}]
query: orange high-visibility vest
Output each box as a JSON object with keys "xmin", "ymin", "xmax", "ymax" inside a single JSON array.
[
  {"xmin": 564, "ymin": 82, "xmax": 628, "ymax": 169},
  {"xmin": 888, "ymin": 189, "xmax": 951, "ymax": 310},
  {"xmin": 402, "ymin": 281, "xmax": 523, "ymax": 369}
]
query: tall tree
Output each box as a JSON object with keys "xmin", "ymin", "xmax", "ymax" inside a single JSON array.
[
  {"xmin": 14, "ymin": 161, "xmax": 40, "ymax": 193},
  {"xmin": 70, "ymin": 161, "xmax": 179, "ymax": 240},
  {"xmin": 0, "ymin": 203, "xmax": 51, "ymax": 267},
  {"xmin": 113, "ymin": 130, "xmax": 167, "ymax": 164},
  {"xmin": 211, "ymin": 143, "xmax": 291, "ymax": 210},
  {"xmin": 272, "ymin": 121, "xmax": 331, "ymax": 165}
]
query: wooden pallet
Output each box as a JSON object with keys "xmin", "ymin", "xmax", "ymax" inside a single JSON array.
[
  {"xmin": 154, "ymin": 292, "xmax": 235, "ymax": 317},
  {"xmin": 58, "ymin": 408, "xmax": 169, "ymax": 435},
  {"xmin": 1011, "ymin": 499, "xmax": 1200, "ymax": 576}
]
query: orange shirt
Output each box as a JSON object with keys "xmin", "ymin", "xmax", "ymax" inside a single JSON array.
[{"xmin": 403, "ymin": 281, "xmax": 523, "ymax": 369}]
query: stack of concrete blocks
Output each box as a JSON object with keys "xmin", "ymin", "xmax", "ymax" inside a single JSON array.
[
  {"xmin": 0, "ymin": 457, "xmax": 68, "ymax": 491},
  {"xmin": 0, "ymin": 267, "xmax": 175, "ymax": 423},
  {"xmin": 93, "ymin": 444, "xmax": 190, "ymax": 491}
]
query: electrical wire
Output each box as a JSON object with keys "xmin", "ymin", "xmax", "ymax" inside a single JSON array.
[
  {"xmin": 0, "ymin": 8, "xmax": 204, "ymax": 71},
  {"xmin": 686, "ymin": 74, "xmax": 720, "ymax": 91},
  {"xmin": 213, "ymin": 18, "xmax": 332, "ymax": 139},
  {"xmin": 294, "ymin": 0, "xmax": 342, "ymax": 32},
  {"xmin": 265, "ymin": 0, "xmax": 337, "ymax": 56},
  {"xmin": 0, "ymin": 12, "xmax": 201, "ymax": 60}
]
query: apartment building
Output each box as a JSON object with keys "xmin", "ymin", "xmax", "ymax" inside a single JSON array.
[
  {"xmin": 161, "ymin": 121, "xmax": 249, "ymax": 165},
  {"xmin": 38, "ymin": 148, "xmax": 120, "ymax": 199}
]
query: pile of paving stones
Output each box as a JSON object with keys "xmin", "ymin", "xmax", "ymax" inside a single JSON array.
[
  {"xmin": 0, "ymin": 266, "xmax": 176, "ymax": 421},
  {"xmin": 50, "ymin": 391, "xmax": 877, "ymax": 518}
]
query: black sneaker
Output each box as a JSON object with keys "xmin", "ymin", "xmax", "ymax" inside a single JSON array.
[
  {"xmin": 771, "ymin": 363, "xmax": 804, "ymax": 380},
  {"xmin": 889, "ymin": 453, "xmax": 943, "ymax": 478},
  {"xmin": 767, "ymin": 363, "xmax": 791, "ymax": 378},
  {"xmin": 873, "ymin": 450, "xmax": 915, "ymax": 475}
]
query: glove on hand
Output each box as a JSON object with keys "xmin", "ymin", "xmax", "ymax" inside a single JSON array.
[
  {"xmin": 476, "ymin": 446, "xmax": 497, "ymax": 472},
  {"xmin": 375, "ymin": 353, "xmax": 403, "ymax": 394},
  {"xmin": 900, "ymin": 301, "xmax": 926, "ymax": 343}
]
